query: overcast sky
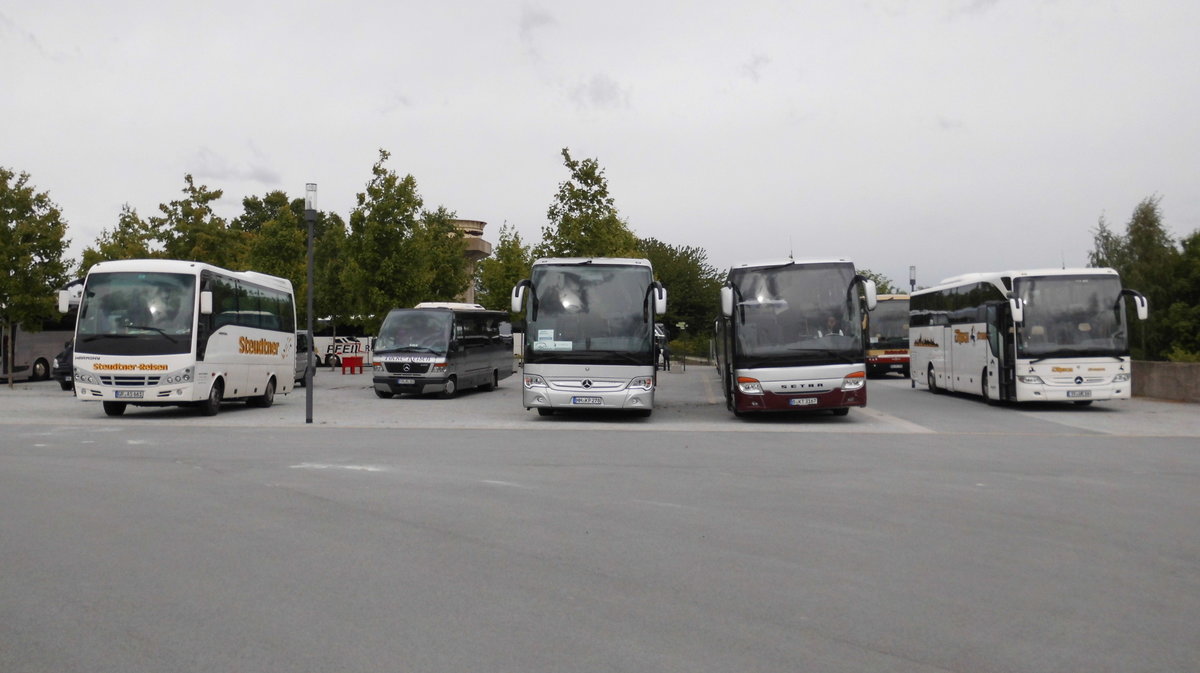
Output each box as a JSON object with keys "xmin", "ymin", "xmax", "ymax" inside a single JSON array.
[{"xmin": 3, "ymin": 0, "xmax": 1198, "ymax": 289}]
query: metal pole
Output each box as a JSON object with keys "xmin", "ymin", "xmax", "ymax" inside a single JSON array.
[{"xmin": 304, "ymin": 196, "xmax": 314, "ymax": 422}]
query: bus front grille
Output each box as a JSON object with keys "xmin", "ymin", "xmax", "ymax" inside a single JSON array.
[
  {"xmin": 383, "ymin": 362, "xmax": 432, "ymax": 374},
  {"xmin": 99, "ymin": 375, "xmax": 163, "ymax": 387}
]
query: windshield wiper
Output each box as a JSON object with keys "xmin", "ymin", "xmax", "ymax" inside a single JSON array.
[
  {"xmin": 127, "ymin": 326, "xmax": 178, "ymax": 343},
  {"xmin": 81, "ymin": 334, "xmax": 134, "ymax": 342}
]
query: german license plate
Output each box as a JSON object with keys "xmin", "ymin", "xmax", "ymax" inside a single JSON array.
[
  {"xmin": 789, "ymin": 397, "xmax": 818, "ymax": 406},
  {"xmin": 395, "ymin": 378, "xmax": 414, "ymax": 385},
  {"xmin": 572, "ymin": 396, "xmax": 603, "ymax": 405},
  {"xmin": 115, "ymin": 390, "xmax": 144, "ymax": 399},
  {"xmin": 1067, "ymin": 390, "xmax": 1091, "ymax": 398}
]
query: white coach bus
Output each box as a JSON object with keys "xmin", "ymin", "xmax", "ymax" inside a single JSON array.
[
  {"xmin": 511, "ymin": 258, "xmax": 666, "ymax": 417},
  {"xmin": 62, "ymin": 259, "xmax": 298, "ymax": 417},
  {"xmin": 910, "ymin": 268, "xmax": 1148, "ymax": 405}
]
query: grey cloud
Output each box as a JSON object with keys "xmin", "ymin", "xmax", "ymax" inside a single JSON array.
[
  {"xmin": 519, "ymin": 4, "xmax": 556, "ymax": 57},
  {"xmin": 740, "ymin": 54, "xmax": 771, "ymax": 83},
  {"xmin": 569, "ymin": 74, "xmax": 630, "ymax": 109},
  {"xmin": 190, "ymin": 146, "xmax": 281, "ymax": 184}
]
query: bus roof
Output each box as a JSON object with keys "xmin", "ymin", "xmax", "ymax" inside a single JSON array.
[
  {"xmin": 531, "ymin": 257, "xmax": 653, "ymax": 268},
  {"xmin": 727, "ymin": 258, "xmax": 855, "ymax": 271},
  {"xmin": 86, "ymin": 259, "xmax": 294, "ymax": 293},
  {"xmin": 413, "ymin": 302, "xmax": 487, "ymax": 310},
  {"xmin": 918, "ymin": 267, "xmax": 1121, "ymax": 296}
]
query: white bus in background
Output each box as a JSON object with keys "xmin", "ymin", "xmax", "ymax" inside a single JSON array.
[
  {"xmin": 63, "ymin": 259, "xmax": 298, "ymax": 417},
  {"xmin": 511, "ymin": 258, "xmax": 666, "ymax": 417},
  {"xmin": 1, "ymin": 280, "xmax": 81, "ymax": 384},
  {"xmin": 715, "ymin": 259, "xmax": 877, "ymax": 416},
  {"xmin": 909, "ymin": 268, "xmax": 1148, "ymax": 405}
]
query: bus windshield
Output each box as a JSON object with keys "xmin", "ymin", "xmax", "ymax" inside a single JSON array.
[
  {"xmin": 729, "ymin": 262, "xmax": 863, "ymax": 363},
  {"xmin": 525, "ymin": 264, "xmax": 654, "ymax": 364},
  {"xmin": 375, "ymin": 310, "xmax": 452, "ymax": 354},
  {"xmin": 1014, "ymin": 275, "xmax": 1128, "ymax": 358},
  {"xmin": 869, "ymin": 298, "xmax": 909, "ymax": 349},
  {"xmin": 76, "ymin": 272, "xmax": 196, "ymax": 356}
]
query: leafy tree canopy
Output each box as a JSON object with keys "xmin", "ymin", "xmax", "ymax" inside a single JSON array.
[
  {"xmin": 1, "ymin": 167, "xmax": 72, "ymax": 384},
  {"xmin": 476, "ymin": 223, "xmax": 532, "ymax": 312},
  {"xmin": 638, "ymin": 237, "xmax": 722, "ymax": 338},
  {"xmin": 536, "ymin": 148, "xmax": 639, "ymax": 258},
  {"xmin": 341, "ymin": 149, "xmax": 469, "ymax": 333}
]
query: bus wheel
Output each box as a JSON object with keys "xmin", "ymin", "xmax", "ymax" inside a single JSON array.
[
  {"xmin": 479, "ymin": 370, "xmax": 498, "ymax": 391},
  {"xmin": 440, "ymin": 376, "xmax": 457, "ymax": 398},
  {"xmin": 927, "ymin": 365, "xmax": 941, "ymax": 394},
  {"xmin": 32, "ymin": 358, "xmax": 50, "ymax": 381},
  {"xmin": 374, "ymin": 389, "xmax": 393, "ymax": 399},
  {"xmin": 1074, "ymin": 400, "xmax": 1094, "ymax": 406},
  {"xmin": 102, "ymin": 401, "xmax": 127, "ymax": 417},
  {"xmin": 537, "ymin": 408, "xmax": 555, "ymax": 416},
  {"xmin": 982, "ymin": 370, "xmax": 999, "ymax": 406},
  {"xmin": 199, "ymin": 380, "xmax": 223, "ymax": 416},
  {"xmin": 249, "ymin": 377, "xmax": 275, "ymax": 408},
  {"xmin": 830, "ymin": 407, "xmax": 850, "ymax": 416}
]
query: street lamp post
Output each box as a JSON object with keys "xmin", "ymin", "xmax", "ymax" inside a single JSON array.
[
  {"xmin": 304, "ymin": 183, "xmax": 317, "ymax": 424},
  {"xmin": 909, "ymin": 265, "xmax": 916, "ymax": 294}
]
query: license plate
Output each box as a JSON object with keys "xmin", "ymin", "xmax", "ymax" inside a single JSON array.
[
  {"xmin": 890, "ymin": 364, "xmax": 903, "ymax": 370},
  {"xmin": 115, "ymin": 390, "xmax": 144, "ymax": 399},
  {"xmin": 789, "ymin": 397, "xmax": 818, "ymax": 406},
  {"xmin": 395, "ymin": 378, "xmax": 414, "ymax": 385},
  {"xmin": 572, "ymin": 396, "xmax": 603, "ymax": 405},
  {"xmin": 1067, "ymin": 390, "xmax": 1091, "ymax": 398}
]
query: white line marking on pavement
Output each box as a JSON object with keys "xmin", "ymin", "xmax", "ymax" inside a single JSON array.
[
  {"xmin": 290, "ymin": 463, "xmax": 389, "ymax": 472},
  {"xmin": 480, "ymin": 480, "xmax": 534, "ymax": 489}
]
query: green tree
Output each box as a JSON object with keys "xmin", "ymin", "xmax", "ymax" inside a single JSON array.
[
  {"xmin": 1088, "ymin": 196, "xmax": 1182, "ymax": 360},
  {"xmin": 234, "ymin": 191, "xmax": 306, "ymax": 317},
  {"xmin": 1, "ymin": 167, "xmax": 72, "ymax": 386},
  {"xmin": 150, "ymin": 174, "xmax": 248, "ymax": 268},
  {"xmin": 637, "ymin": 237, "xmax": 722, "ymax": 344},
  {"xmin": 341, "ymin": 150, "xmax": 469, "ymax": 333},
  {"xmin": 79, "ymin": 204, "xmax": 159, "ymax": 272},
  {"xmin": 536, "ymin": 148, "xmax": 639, "ymax": 258},
  {"xmin": 476, "ymin": 223, "xmax": 533, "ymax": 311},
  {"xmin": 857, "ymin": 268, "xmax": 898, "ymax": 295}
]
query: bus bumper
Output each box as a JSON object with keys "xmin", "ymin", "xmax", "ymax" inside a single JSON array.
[
  {"xmin": 1015, "ymin": 382, "xmax": 1131, "ymax": 403},
  {"xmin": 733, "ymin": 387, "xmax": 866, "ymax": 413},
  {"xmin": 373, "ymin": 374, "xmax": 450, "ymax": 396}
]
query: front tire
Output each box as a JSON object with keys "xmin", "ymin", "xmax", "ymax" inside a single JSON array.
[
  {"xmin": 102, "ymin": 401, "xmax": 126, "ymax": 417},
  {"xmin": 440, "ymin": 376, "xmax": 457, "ymax": 398},
  {"xmin": 249, "ymin": 377, "xmax": 275, "ymax": 408},
  {"xmin": 199, "ymin": 379, "xmax": 223, "ymax": 416},
  {"xmin": 374, "ymin": 388, "xmax": 394, "ymax": 399},
  {"xmin": 830, "ymin": 407, "xmax": 850, "ymax": 416},
  {"xmin": 537, "ymin": 408, "xmax": 555, "ymax": 416},
  {"xmin": 32, "ymin": 359, "xmax": 50, "ymax": 381},
  {"xmin": 927, "ymin": 365, "xmax": 941, "ymax": 394}
]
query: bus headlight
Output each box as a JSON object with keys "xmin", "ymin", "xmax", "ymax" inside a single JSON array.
[
  {"xmin": 737, "ymin": 377, "xmax": 763, "ymax": 394},
  {"xmin": 1018, "ymin": 375, "xmax": 1044, "ymax": 384},
  {"xmin": 524, "ymin": 374, "xmax": 547, "ymax": 389},
  {"xmin": 1112, "ymin": 373, "xmax": 1130, "ymax": 383},
  {"xmin": 627, "ymin": 376, "xmax": 654, "ymax": 391},
  {"xmin": 841, "ymin": 371, "xmax": 866, "ymax": 390}
]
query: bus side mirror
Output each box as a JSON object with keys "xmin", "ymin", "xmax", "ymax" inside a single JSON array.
[
  {"xmin": 863, "ymin": 279, "xmax": 878, "ymax": 311},
  {"xmin": 510, "ymin": 285, "xmax": 525, "ymax": 314},
  {"xmin": 720, "ymin": 286, "xmax": 734, "ymax": 317},
  {"xmin": 200, "ymin": 291, "xmax": 214, "ymax": 315},
  {"xmin": 1122, "ymin": 289, "xmax": 1149, "ymax": 321},
  {"xmin": 654, "ymin": 286, "xmax": 667, "ymax": 315},
  {"xmin": 57, "ymin": 290, "xmax": 71, "ymax": 314},
  {"xmin": 1008, "ymin": 296, "xmax": 1024, "ymax": 324}
]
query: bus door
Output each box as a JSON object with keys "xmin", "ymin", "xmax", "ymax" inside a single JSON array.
[{"xmin": 985, "ymin": 302, "xmax": 1013, "ymax": 400}]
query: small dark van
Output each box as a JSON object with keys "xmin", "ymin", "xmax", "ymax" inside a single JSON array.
[{"xmin": 372, "ymin": 303, "xmax": 513, "ymax": 398}]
